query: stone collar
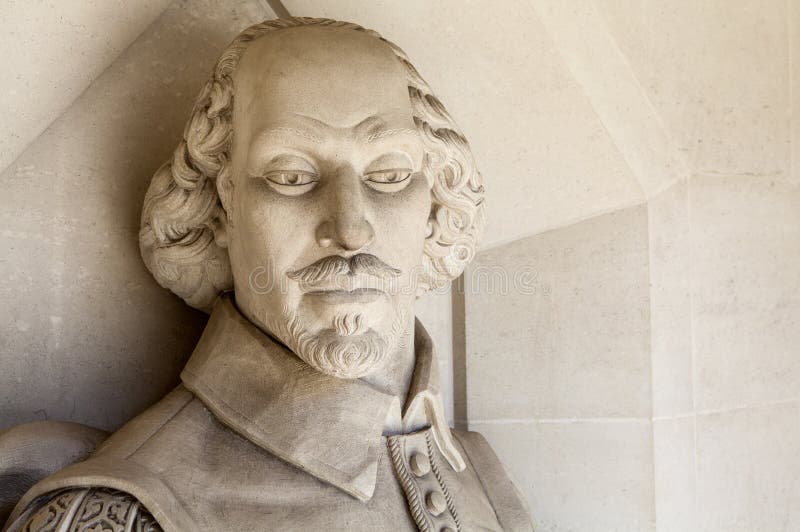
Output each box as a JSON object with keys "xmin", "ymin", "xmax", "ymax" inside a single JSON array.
[{"xmin": 180, "ymin": 295, "xmax": 464, "ymax": 501}]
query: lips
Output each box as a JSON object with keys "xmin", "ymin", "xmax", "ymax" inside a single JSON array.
[
  {"xmin": 305, "ymin": 287, "xmax": 387, "ymax": 305},
  {"xmin": 295, "ymin": 270, "xmax": 397, "ymax": 294}
]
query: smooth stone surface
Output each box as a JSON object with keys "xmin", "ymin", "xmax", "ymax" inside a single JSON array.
[
  {"xmin": 696, "ymin": 402, "xmax": 800, "ymax": 531},
  {"xmin": 465, "ymin": 204, "xmax": 651, "ymax": 420},
  {"xmin": 653, "ymin": 416, "xmax": 696, "ymax": 532},
  {"xmin": 473, "ymin": 420, "xmax": 655, "ymax": 532},
  {"xmin": 596, "ymin": 0, "xmax": 791, "ymax": 180},
  {"xmin": 648, "ymin": 181, "xmax": 693, "ymax": 417},
  {"xmin": 691, "ymin": 175, "xmax": 800, "ymax": 411},
  {"xmin": 793, "ymin": 0, "xmax": 800, "ymax": 184},
  {"xmin": 531, "ymin": 0, "xmax": 689, "ymax": 198},
  {"xmin": 0, "ymin": 0, "xmax": 172, "ymax": 173}
]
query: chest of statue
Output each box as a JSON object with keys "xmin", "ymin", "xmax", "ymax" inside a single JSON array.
[{"xmin": 8, "ymin": 391, "xmax": 529, "ymax": 531}]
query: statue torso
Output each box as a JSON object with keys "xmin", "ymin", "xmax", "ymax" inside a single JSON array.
[{"xmin": 8, "ymin": 386, "xmax": 532, "ymax": 532}]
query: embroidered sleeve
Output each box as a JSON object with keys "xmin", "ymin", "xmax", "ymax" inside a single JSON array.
[{"xmin": 16, "ymin": 487, "xmax": 162, "ymax": 532}]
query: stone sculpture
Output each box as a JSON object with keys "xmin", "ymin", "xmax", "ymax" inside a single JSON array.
[{"xmin": 1, "ymin": 17, "xmax": 534, "ymax": 531}]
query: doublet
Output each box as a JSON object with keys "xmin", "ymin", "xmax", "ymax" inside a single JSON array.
[{"xmin": 6, "ymin": 297, "xmax": 533, "ymax": 531}]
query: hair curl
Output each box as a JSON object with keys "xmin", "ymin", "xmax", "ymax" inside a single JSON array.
[{"xmin": 139, "ymin": 17, "xmax": 485, "ymax": 312}]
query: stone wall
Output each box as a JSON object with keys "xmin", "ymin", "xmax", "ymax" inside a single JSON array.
[{"xmin": 454, "ymin": 2, "xmax": 800, "ymax": 528}]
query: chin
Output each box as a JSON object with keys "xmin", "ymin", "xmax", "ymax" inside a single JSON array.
[{"xmin": 269, "ymin": 306, "xmax": 407, "ymax": 379}]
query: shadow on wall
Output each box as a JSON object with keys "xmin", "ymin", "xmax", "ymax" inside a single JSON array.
[{"xmin": 0, "ymin": 1, "xmax": 269, "ymax": 432}]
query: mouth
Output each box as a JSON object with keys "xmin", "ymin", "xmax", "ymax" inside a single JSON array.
[
  {"xmin": 295, "ymin": 271, "xmax": 396, "ymax": 295},
  {"xmin": 305, "ymin": 287, "xmax": 387, "ymax": 305}
]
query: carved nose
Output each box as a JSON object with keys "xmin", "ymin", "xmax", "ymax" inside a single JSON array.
[
  {"xmin": 316, "ymin": 165, "xmax": 375, "ymax": 252},
  {"xmin": 316, "ymin": 218, "xmax": 374, "ymax": 251}
]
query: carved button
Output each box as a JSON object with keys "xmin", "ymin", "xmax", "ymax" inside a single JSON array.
[
  {"xmin": 409, "ymin": 452, "xmax": 431, "ymax": 477},
  {"xmin": 425, "ymin": 491, "xmax": 447, "ymax": 516}
]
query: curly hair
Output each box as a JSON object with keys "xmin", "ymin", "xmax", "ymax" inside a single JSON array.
[{"xmin": 139, "ymin": 17, "xmax": 485, "ymax": 312}]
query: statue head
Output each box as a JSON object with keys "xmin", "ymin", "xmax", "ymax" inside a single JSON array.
[{"xmin": 139, "ymin": 18, "xmax": 484, "ymax": 378}]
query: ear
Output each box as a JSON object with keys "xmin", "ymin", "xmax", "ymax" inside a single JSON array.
[{"xmin": 210, "ymin": 207, "xmax": 229, "ymax": 249}]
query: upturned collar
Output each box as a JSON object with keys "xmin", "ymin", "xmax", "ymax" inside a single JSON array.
[{"xmin": 180, "ymin": 295, "xmax": 464, "ymax": 501}]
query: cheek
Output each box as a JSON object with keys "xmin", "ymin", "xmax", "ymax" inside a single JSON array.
[
  {"xmin": 406, "ymin": 186, "xmax": 433, "ymax": 251},
  {"xmin": 371, "ymin": 177, "xmax": 432, "ymax": 263},
  {"xmin": 231, "ymin": 181, "xmax": 314, "ymax": 273},
  {"xmin": 396, "ymin": 176, "xmax": 432, "ymax": 237}
]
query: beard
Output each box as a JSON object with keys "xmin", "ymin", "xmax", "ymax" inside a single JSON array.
[{"xmin": 267, "ymin": 306, "xmax": 407, "ymax": 379}]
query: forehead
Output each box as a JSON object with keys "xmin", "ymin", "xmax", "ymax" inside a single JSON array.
[{"xmin": 233, "ymin": 26, "xmax": 414, "ymax": 131}]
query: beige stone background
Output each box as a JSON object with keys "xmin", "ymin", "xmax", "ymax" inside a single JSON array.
[{"xmin": 1, "ymin": 1, "xmax": 798, "ymax": 531}]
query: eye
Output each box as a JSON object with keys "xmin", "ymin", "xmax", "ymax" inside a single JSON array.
[
  {"xmin": 364, "ymin": 169, "xmax": 413, "ymax": 192},
  {"xmin": 262, "ymin": 171, "xmax": 319, "ymax": 196}
]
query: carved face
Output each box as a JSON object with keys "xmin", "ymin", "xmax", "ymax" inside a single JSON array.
[{"xmin": 217, "ymin": 26, "xmax": 432, "ymax": 378}]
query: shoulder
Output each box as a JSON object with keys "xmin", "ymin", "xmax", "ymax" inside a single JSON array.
[
  {"xmin": 91, "ymin": 385, "xmax": 195, "ymax": 458},
  {"xmin": 451, "ymin": 429, "xmax": 537, "ymax": 532},
  {"xmin": 0, "ymin": 421, "xmax": 107, "ymax": 523},
  {"xmin": 5, "ymin": 386, "xmax": 202, "ymax": 531},
  {"xmin": 6, "ymin": 487, "xmax": 162, "ymax": 532}
]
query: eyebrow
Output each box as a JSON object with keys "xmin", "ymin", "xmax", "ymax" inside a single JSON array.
[
  {"xmin": 364, "ymin": 128, "xmax": 418, "ymax": 143},
  {"xmin": 261, "ymin": 127, "xmax": 323, "ymax": 144}
]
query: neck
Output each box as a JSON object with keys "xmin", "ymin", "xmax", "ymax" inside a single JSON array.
[{"xmin": 360, "ymin": 313, "xmax": 416, "ymax": 405}]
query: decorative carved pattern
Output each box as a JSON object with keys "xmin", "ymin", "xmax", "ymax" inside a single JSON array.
[
  {"xmin": 23, "ymin": 489, "xmax": 86, "ymax": 532},
  {"xmin": 388, "ymin": 436, "xmax": 433, "ymax": 532},
  {"xmin": 133, "ymin": 509, "xmax": 162, "ymax": 532},
  {"xmin": 70, "ymin": 488, "xmax": 134, "ymax": 531},
  {"xmin": 425, "ymin": 430, "xmax": 461, "ymax": 531},
  {"xmin": 19, "ymin": 488, "xmax": 163, "ymax": 532}
]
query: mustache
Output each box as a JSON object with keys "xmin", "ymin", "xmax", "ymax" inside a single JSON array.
[{"xmin": 286, "ymin": 253, "xmax": 401, "ymax": 286}]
